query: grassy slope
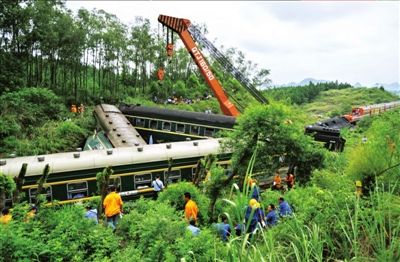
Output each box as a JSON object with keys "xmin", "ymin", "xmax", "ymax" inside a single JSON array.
[{"xmin": 301, "ymin": 87, "xmax": 398, "ymax": 120}]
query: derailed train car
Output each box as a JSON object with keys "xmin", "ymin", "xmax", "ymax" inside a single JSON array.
[
  {"xmin": 306, "ymin": 100, "xmax": 400, "ymax": 151},
  {"xmin": 119, "ymin": 103, "xmax": 236, "ymax": 143},
  {"xmin": 0, "ymin": 139, "xmax": 230, "ymax": 205},
  {"xmin": 305, "ymin": 116, "xmax": 351, "ymax": 152}
]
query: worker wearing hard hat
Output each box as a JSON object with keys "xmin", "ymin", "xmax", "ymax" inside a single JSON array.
[{"xmin": 245, "ymin": 199, "xmax": 265, "ymax": 234}]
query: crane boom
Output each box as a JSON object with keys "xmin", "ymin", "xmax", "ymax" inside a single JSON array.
[
  {"xmin": 188, "ymin": 25, "xmax": 269, "ymax": 105},
  {"xmin": 158, "ymin": 15, "xmax": 240, "ymax": 117}
]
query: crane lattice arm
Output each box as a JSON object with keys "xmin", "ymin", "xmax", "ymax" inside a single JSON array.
[
  {"xmin": 188, "ymin": 25, "xmax": 268, "ymax": 105},
  {"xmin": 158, "ymin": 15, "xmax": 240, "ymax": 117},
  {"xmin": 158, "ymin": 15, "xmax": 268, "ymax": 115}
]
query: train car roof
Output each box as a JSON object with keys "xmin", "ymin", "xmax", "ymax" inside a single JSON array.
[
  {"xmin": 356, "ymin": 100, "xmax": 400, "ymax": 110},
  {"xmin": 119, "ymin": 104, "xmax": 236, "ymax": 128},
  {"xmin": 0, "ymin": 139, "xmax": 226, "ymax": 177},
  {"xmin": 94, "ymin": 104, "xmax": 147, "ymax": 147}
]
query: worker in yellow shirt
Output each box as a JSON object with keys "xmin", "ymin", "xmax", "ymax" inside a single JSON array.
[
  {"xmin": 25, "ymin": 205, "xmax": 37, "ymax": 222},
  {"xmin": 0, "ymin": 208, "xmax": 12, "ymax": 224},
  {"xmin": 183, "ymin": 192, "xmax": 199, "ymax": 223},
  {"xmin": 103, "ymin": 185, "xmax": 123, "ymax": 230}
]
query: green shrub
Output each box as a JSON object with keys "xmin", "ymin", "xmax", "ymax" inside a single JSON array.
[{"xmin": 0, "ymin": 204, "xmax": 119, "ymax": 261}]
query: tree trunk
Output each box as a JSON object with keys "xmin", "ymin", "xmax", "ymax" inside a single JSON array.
[
  {"xmin": 0, "ymin": 191, "xmax": 5, "ymax": 211},
  {"xmin": 36, "ymin": 164, "xmax": 50, "ymax": 207},
  {"xmin": 12, "ymin": 163, "xmax": 27, "ymax": 204},
  {"xmin": 164, "ymin": 158, "xmax": 173, "ymax": 188},
  {"xmin": 97, "ymin": 166, "xmax": 113, "ymax": 221}
]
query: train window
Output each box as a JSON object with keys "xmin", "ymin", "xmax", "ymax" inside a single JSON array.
[
  {"xmin": 29, "ymin": 186, "xmax": 52, "ymax": 203},
  {"xmin": 150, "ymin": 120, "xmax": 158, "ymax": 129},
  {"xmin": 190, "ymin": 125, "xmax": 200, "ymax": 135},
  {"xmin": 135, "ymin": 118, "xmax": 146, "ymax": 127},
  {"xmin": 162, "ymin": 122, "xmax": 171, "ymax": 131},
  {"xmin": 176, "ymin": 123, "xmax": 185, "ymax": 133},
  {"xmin": 165, "ymin": 170, "xmax": 181, "ymax": 184},
  {"xmin": 204, "ymin": 127, "xmax": 215, "ymax": 137},
  {"xmin": 191, "ymin": 167, "xmax": 198, "ymax": 180},
  {"xmin": 109, "ymin": 177, "xmax": 121, "ymax": 192},
  {"xmin": 134, "ymin": 173, "xmax": 152, "ymax": 189},
  {"xmin": 67, "ymin": 181, "xmax": 88, "ymax": 199}
]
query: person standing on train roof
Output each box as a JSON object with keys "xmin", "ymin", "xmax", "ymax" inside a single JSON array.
[
  {"xmin": 152, "ymin": 175, "xmax": 164, "ymax": 199},
  {"xmin": 103, "ymin": 185, "xmax": 123, "ymax": 230},
  {"xmin": 183, "ymin": 192, "xmax": 199, "ymax": 223}
]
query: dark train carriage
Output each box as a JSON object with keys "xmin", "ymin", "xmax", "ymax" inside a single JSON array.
[
  {"xmin": 119, "ymin": 104, "xmax": 236, "ymax": 143},
  {"xmin": 1, "ymin": 139, "xmax": 230, "ymax": 205},
  {"xmin": 305, "ymin": 116, "xmax": 352, "ymax": 151}
]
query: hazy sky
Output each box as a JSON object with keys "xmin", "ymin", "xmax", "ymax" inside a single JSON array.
[{"xmin": 66, "ymin": 1, "xmax": 399, "ymax": 86}]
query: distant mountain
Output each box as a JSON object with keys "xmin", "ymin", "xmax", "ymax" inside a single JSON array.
[
  {"xmin": 297, "ymin": 78, "xmax": 329, "ymax": 86},
  {"xmin": 272, "ymin": 78, "xmax": 335, "ymax": 87},
  {"xmin": 374, "ymin": 82, "xmax": 400, "ymax": 92},
  {"xmin": 272, "ymin": 79, "xmax": 400, "ymax": 94}
]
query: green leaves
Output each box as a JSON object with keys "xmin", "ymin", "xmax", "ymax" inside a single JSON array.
[
  {"xmin": 345, "ymin": 110, "xmax": 400, "ymax": 192},
  {"xmin": 226, "ymin": 101, "xmax": 324, "ymax": 182}
]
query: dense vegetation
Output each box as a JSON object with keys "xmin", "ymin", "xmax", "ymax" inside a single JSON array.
[
  {"xmin": 1, "ymin": 106, "xmax": 399, "ymax": 261},
  {"xmin": 1, "ymin": 1, "xmax": 399, "ymax": 261},
  {"xmin": 0, "ymin": 0, "xmax": 269, "ymax": 108},
  {"xmin": 0, "ymin": 87, "xmax": 94, "ymax": 157},
  {"xmin": 263, "ymin": 81, "xmax": 352, "ymax": 105},
  {"xmin": 302, "ymin": 87, "xmax": 399, "ymax": 118}
]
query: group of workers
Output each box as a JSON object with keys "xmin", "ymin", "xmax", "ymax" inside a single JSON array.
[
  {"xmin": 182, "ymin": 177, "xmax": 294, "ymax": 241},
  {"xmin": 70, "ymin": 103, "xmax": 85, "ymax": 114},
  {"xmin": 242, "ymin": 197, "xmax": 293, "ymax": 235},
  {"xmin": 272, "ymin": 172, "xmax": 295, "ymax": 191},
  {"xmin": 2, "ymin": 173, "xmax": 294, "ymax": 243}
]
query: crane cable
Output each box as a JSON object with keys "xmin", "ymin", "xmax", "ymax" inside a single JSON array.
[{"xmin": 188, "ymin": 25, "xmax": 268, "ymax": 105}]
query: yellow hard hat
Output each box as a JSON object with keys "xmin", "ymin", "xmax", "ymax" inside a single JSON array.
[
  {"xmin": 355, "ymin": 180, "xmax": 362, "ymax": 187},
  {"xmin": 249, "ymin": 198, "xmax": 258, "ymax": 208}
]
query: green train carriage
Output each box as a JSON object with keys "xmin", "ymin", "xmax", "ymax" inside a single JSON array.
[{"xmin": 0, "ymin": 139, "xmax": 230, "ymax": 205}]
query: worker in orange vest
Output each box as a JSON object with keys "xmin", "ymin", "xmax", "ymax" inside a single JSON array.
[
  {"xmin": 272, "ymin": 172, "xmax": 282, "ymax": 190},
  {"xmin": 286, "ymin": 173, "xmax": 295, "ymax": 190},
  {"xmin": 70, "ymin": 104, "xmax": 77, "ymax": 114}
]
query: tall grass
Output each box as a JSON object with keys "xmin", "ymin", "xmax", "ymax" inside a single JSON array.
[{"xmin": 218, "ymin": 150, "xmax": 399, "ymax": 261}]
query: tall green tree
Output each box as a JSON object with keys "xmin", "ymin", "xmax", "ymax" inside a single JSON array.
[{"xmin": 224, "ymin": 102, "xmax": 325, "ymax": 184}]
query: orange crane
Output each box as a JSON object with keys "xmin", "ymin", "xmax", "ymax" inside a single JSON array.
[{"xmin": 158, "ymin": 14, "xmax": 268, "ymax": 117}]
